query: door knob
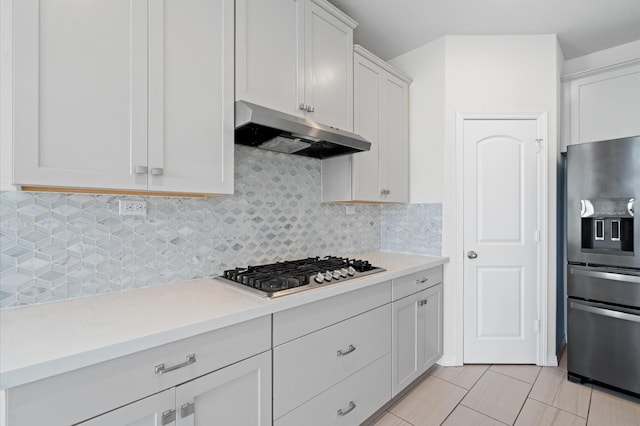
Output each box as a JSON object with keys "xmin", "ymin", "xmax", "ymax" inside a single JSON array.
[{"xmin": 467, "ymin": 251, "xmax": 478, "ymax": 259}]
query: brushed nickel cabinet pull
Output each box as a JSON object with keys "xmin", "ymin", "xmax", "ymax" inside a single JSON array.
[
  {"xmin": 135, "ymin": 165, "xmax": 148, "ymax": 174},
  {"xmin": 416, "ymin": 277, "xmax": 429, "ymax": 285},
  {"xmin": 154, "ymin": 354, "xmax": 196, "ymax": 374},
  {"xmin": 150, "ymin": 167, "xmax": 164, "ymax": 176},
  {"xmin": 337, "ymin": 401, "xmax": 356, "ymax": 416},
  {"xmin": 180, "ymin": 402, "xmax": 195, "ymax": 418},
  {"xmin": 337, "ymin": 344, "xmax": 356, "ymax": 357},
  {"xmin": 161, "ymin": 409, "xmax": 176, "ymax": 425}
]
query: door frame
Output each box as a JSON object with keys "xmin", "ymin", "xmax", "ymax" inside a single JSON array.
[{"xmin": 455, "ymin": 112, "xmax": 549, "ymax": 365}]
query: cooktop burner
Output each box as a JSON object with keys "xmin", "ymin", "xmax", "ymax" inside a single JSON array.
[{"xmin": 220, "ymin": 256, "xmax": 385, "ymax": 298}]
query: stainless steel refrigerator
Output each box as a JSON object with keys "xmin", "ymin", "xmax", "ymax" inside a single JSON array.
[{"xmin": 566, "ymin": 135, "xmax": 640, "ymax": 396}]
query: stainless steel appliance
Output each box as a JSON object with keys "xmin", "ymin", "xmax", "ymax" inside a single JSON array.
[
  {"xmin": 220, "ymin": 256, "xmax": 385, "ymax": 298},
  {"xmin": 234, "ymin": 101, "xmax": 371, "ymax": 159},
  {"xmin": 566, "ymin": 135, "xmax": 640, "ymax": 396}
]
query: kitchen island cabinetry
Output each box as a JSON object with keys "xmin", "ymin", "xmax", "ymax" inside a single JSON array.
[
  {"xmin": 273, "ymin": 281, "xmax": 392, "ymax": 425},
  {"xmin": 12, "ymin": 0, "xmax": 233, "ymax": 195},
  {"xmin": 236, "ymin": 0, "xmax": 357, "ymax": 132},
  {"xmin": 391, "ymin": 267, "xmax": 443, "ymax": 396},
  {"xmin": 322, "ymin": 46, "xmax": 410, "ymax": 203},
  {"xmin": 5, "ymin": 316, "xmax": 271, "ymax": 426}
]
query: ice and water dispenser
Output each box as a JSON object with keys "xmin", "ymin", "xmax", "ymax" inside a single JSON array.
[{"xmin": 581, "ymin": 198, "xmax": 635, "ymax": 254}]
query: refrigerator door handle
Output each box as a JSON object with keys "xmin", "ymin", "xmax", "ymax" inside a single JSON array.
[
  {"xmin": 571, "ymin": 268, "xmax": 640, "ymax": 284},
  {"xmin": 570, "ymin": 302, "xmax": 640, "ymax": 323}
]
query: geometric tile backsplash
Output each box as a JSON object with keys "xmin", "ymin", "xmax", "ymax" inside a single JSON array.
[{"xmin": 0, "ymin": 145, "xmax": 441, "ymax": 309}]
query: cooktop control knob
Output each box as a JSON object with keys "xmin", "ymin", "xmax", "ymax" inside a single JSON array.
[
  {"xmin": 314, "ymin": 272, "xmax": 325, "ymax": 283},
  {"xmin": 340, "ymin": 268, "xmax": 348, "ymax": 278},
  {"xmin": 324, "ymin": 271, "xmax": 333, "ymax": 281},
  {"xmin": 332, "ymin": 270, "xmax": 342, "ymax": 280},
  {"xmin": 347, "ymin": 266, "xmax": 356, "ymax": 276}
]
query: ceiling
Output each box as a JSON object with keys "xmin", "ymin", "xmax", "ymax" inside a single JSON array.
[{"xmin": 327, "ymin": 0, "xmax": 640, "ymax": 61}]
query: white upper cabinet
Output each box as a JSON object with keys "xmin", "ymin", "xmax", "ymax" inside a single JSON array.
[
  {"xmin": 236, "ymin": 0, "xmax": 356, "ymax": 131},
  {"xmin": 12, "ymin": 0, "xmax": 233, "ymax": 195},
  {"xmin": 322, "ymin": 46, "xmax": 410, "ymax": 203},
  {"xmin": 568, "ymin": 63, "xmax": 640, "ymax": 146}
]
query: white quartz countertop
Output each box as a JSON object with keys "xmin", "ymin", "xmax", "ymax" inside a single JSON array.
[{"xmin": 0, "ymin": 252, "xmax": 447, "ymax": 389}]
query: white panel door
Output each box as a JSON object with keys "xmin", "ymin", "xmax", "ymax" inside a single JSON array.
[
  {"xmin": 175, "ymin": 351, "xmax": 271, "ymax": 426},
  {"xmin": 463, "ymin": 119, "xmax": 540, "ymax": 363},
  {"xmin": 304, "ymin": 0, "xmax": 353, "ymax": 131},
  {"xmin": 147, "ymin": 0, "xmax": 234, "ymax": 194},
  {"xmin": 12, "ymin": 0, "xmax": 148, "ymax": 190},
  {"xmin": 78, "ymin": 389, "xmax": 175, "ymax": 426}
]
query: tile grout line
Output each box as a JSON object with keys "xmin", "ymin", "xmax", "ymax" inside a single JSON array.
[
  {"xmin": 451, "ymin": 364, "xmax": 512, "ymax": 425},
  {"xmin": 511, "ymin": 364, "xmax": 545, "ymax": 425}
]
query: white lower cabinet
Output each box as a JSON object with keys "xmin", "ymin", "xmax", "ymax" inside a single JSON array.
[
  {"xmin": 6, "ymin": 316, "xmax": 271, "ymax": 426},
  {"xmin": 78, "ymin": 388, "xmax": 176, "ymax": 426},
  {"xmin": 273, "ymin": 282, "xmax": 392, "ymax": 424},
  {"xmin": 275, "ymin": 353, "xmax": 391, "ymax": 426},
  {"xmin": 174, "ymin": 350, "xmax": 271, "ymax": 426},
  {"xmin": 391, "ymin": 279, "xmax": 443, "ymax": 396},
  {"xmin": 79, "ymin": 351, "xmax": 271, "ymax": 426}
]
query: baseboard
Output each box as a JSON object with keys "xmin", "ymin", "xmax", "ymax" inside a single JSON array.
[{"xmin": 436, "ymin": 354, "xmax": 461, "ymax": 367}]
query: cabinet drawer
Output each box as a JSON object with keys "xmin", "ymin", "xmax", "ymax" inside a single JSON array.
[
  {"xmin": 7, "ymin": 316, "xmax": 271, "ymax": 426},
  {"xmin": 392, "ymin": 266, "xmax": 442, "ymax": 301},
  {"xmin": 274, "ymin": 304, "xmax": 391, "ymax": 419},
  {"xmin": 275, "ymin": 353, "xmax": 391, "ymax": 426},
  {"xmin": 273, "ymin": 281, "xmax": 391, "ymax": 345}
]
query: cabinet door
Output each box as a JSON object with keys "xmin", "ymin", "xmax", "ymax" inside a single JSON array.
[
  {"xmin": 380, "ymin": 72, "xmax": 409, "ymax": 203},
  {"xmin": 78, "ymin": 389, "xmax": 175, "ymax": 426},
  {"xmin": 352, "ymin": 53, "xmax": 382, "ymax": 201},
  {"xmin": 391, "ymin": 283, "xmax": 444, "ymax": 396},
  {"xmin": 391, "ymin": 292, "xmax": 420, "ymax": 396},
  {"xmin": 13, "ymin": 0, "xmax": 148, "ymax": 190},
  {"xmin": 570, "ymin": 64, "xmax": 640, "ymax": 145},
  {"xmin": 418, "ymin": 283, "xmax": 443, "ymax": 372},
  {"xmin": 147, "ymin": 0, "xmax": 233, "ymax": 194},
  {"xmin": 175, "ymin": 351, "xmax": 271, "ymax": 426},
  {"xmin": 303, "ymin": 0, "xmax": 354, "ymax": 131},
  {"xmin": 235, "ymin": 0, "xmax": 300, "ymax": 117}
]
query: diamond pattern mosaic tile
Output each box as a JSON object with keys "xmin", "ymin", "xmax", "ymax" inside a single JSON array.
[
  {"xmin": 381, "ymin": 203, "xmax": 442, "ymax": 255},
  {"xmin": 0, "ymin": 146, "xmax": 441, "ymax": 309}
]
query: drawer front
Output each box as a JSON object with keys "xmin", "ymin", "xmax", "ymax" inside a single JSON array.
[
  {"xmin": 392, "ymin": 266, "xmax": 442, "ymax": 301},
  {"xmin": 274, "ymin": 281, "xmax": 391, "ymax": 345},
  {"xmin": 7, "ymin": 316, "xmax": 271, "ymax": 426},
  {"xmin": 275, "ymin": 353, "xmax": 392, "ymax": 426},
  {"xmin": 274, "ymin": 304, "xmax": 391, "ymax": 419}
]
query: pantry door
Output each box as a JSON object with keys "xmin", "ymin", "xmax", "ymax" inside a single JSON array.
[{"xmin": 462, "ymin": 117, "xmax": 544, "ymax": 363}]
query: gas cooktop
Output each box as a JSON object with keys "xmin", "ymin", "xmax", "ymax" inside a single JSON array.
[{"xmin": 220, "ymin": 256, "xmax": 385, "ymax": 298}]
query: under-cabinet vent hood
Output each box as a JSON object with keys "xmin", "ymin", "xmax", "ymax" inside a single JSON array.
[{"xmin": 234, "ymin": 101, "xmax": 371, "ymax": 159}]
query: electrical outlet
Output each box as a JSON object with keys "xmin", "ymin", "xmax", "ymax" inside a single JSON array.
[
  {"xmin": 345, "ymin": 206, "xmax": 356, "ymax": 215},
  {"xmin": 119, "ymin": 200, "xmax": 147, "ymax": 216}
]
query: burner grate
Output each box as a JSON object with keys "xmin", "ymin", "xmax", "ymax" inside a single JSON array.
[{"xmin": 221, "ymin": 256, "xmax": 383, "ymax": 298}]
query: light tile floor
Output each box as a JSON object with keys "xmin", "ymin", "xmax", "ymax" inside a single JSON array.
[{"xmin": 372, "ymin": 351, "xmax": 640, "ymax": 426}]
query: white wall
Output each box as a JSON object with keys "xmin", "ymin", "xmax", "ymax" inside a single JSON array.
[{"xmin": 390, "ymin": 35, "xmax": 561, "ymax": 366}]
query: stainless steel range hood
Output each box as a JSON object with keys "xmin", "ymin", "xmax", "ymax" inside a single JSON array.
[{"xmin": 234, "ymin": 101, "xmax": 370, "ymax": 159}]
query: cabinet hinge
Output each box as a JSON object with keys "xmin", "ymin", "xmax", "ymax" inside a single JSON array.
[
  {"xmin": 534, "ymin": 319, "xmax": 541, "ymax": 333},
  {"xmin": 534, "ymin": 230, "xmax": 540, "ymax": 243}
]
